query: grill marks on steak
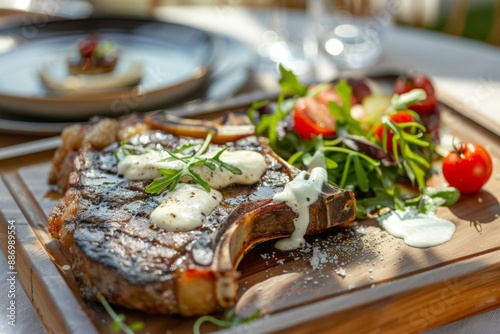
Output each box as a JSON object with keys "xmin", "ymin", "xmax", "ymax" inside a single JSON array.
[{"xmin": 50, "ymin": 130, "xmax": 340, "ymax": 315}]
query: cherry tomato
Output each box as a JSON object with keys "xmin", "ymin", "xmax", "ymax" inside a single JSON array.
[
  {"xmin": 394, "ymin": 73, "xmax": 437, "ymax": 114},
  {"xmin": 442, "ymin": 142, "xmax": 493, "ymax": 194},
  {"xmin": 292, "ymin": 97, "xmax": 336, "ymax": 140},
  {"xmin": 374, "ymin": 111, "xmax": 414, "ymax": 152}
]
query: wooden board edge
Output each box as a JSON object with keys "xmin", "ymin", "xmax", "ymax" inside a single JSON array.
[
  {"xmin": 0, "ymin": 176, "xmax": 99, "ymax": 334},
  {"xmin": 217, "ymin": 249, "xmax": 500, "ymax": 333},
  {"xmin": 437, "ymin": 89, "xmax": 500, "ymax": 138}
]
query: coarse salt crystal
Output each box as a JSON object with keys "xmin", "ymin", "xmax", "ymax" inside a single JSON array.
[{"xmin": 335, "ymin": 268, "xmax": 347, "ymax": 277}]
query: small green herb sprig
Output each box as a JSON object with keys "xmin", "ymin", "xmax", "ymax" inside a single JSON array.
[
  {"xmin": 145, "ymin": 131, "xmax": 242, "ymax": 194},
  {"xmin": 96, "ymin": 292, "xmax": 144, "ymax": 334},
  {"xmin": 114, "ymin": 141, "xmax": 151, "ymax": 162},
  {"xmin": 115, "ymin": 132, "xmax": 242, "ymax": 195},
  {"xmin": 193, "ymin": 309, "xmax": 261, "ymax": 334}
]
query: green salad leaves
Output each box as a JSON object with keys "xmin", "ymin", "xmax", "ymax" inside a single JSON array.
[{"xmin": 249, "ymin": 65, "xmax": 459, "ymax": 218}]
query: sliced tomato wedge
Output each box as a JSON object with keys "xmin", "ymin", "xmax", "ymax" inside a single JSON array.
[{"xmin": 293, "ymin": 97, "xmax": 336, "ymax": 140}]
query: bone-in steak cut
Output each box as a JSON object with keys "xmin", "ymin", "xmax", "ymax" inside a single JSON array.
[{"xmin": 48, "ymin": 117, "xmax": 356, "ymax": 316}]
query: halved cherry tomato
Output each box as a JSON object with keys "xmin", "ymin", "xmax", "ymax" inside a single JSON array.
[
  {"xmin": 442, "ymin": 142, "xmax": 493, "ymax": 194},
  {"xmin": 394, "ymin": 73, "xmax": 437, "ymax": 114},
  {"xmin": 374, "ymin": 111, "xmax": 414, "ymax": 152},
  {"xmin": 292, "ymin": 97, "xmax": 336, "ymax": 140}
]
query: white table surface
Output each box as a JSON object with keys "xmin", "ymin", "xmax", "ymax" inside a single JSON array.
[
  {"xmin": 154, "ymin": 5, "xmax": 500, "ymax": 133},
  {"xmin": 1, "ymin": 5, "xmax": 500, "ymax": 334}
]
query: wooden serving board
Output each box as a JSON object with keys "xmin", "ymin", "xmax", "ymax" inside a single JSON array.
[{"xmin": 1, "ymin": 100, "xmax": 500, "ymax": 334}]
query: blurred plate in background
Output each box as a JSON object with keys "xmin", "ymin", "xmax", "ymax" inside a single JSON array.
[
  {"xmin": 0, "ymin": 19, "xmax": 256, "ymax": 135},
  {"xmin": 0, "ymin": 18, "xmax": 216, "ymax": 120}
]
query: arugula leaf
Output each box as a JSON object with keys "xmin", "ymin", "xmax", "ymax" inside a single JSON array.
[
  {"xmin": 248, "ymin": 93, "xmax": 296, "ymax": 157},
  {"xmin": 393, "ymin": 187, "xmax": 406, "ymax": 211},
  {"xmin": 278, "ymin": 64, "xmax": 308, "ymax": 96},
  {"xmin": 188, "ymin": 167, "xmax": 210, "ymax": 192},
  {"xmin": 114, "ymin": 141, "xmax": 151, "ymax": 162},
  {"xmin": 97, "ymin": 292, "xmax": 144, "ymax": 334},
  {"xmin": 247, "ymin": 100, "xmax": 269, "ymax": 125},
  {"xmin": 145, "ymin": 168, "xmax": 181, "ymax": 194},
  {"xmin": 352, "ymin": 154, "xmax": 369, "ymax": 192},
  {"xmin": 356, "ymin": 185, "xmax": 395, "ymax": 218},
  {"xmin": 424, "ymin": 187, "xmax": 460, "ymax": 207},
  {"xmin": 210, "ymin": 151, "xmax": 243, "ymax": 175},
  {"xmin": 193, "ymin": 309, "xmax": 261, "ymax": 334},
  {"xmin": 319, "ymin": 144, "xmax": 383, "ymax": 193},
  {"xmin": 328, "ymin": 80, "xmax": 365, "ymax": 136}
]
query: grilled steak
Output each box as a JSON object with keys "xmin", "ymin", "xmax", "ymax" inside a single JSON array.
[{"xmin": 48, "ymin": 116, "xmax": 356, "ymax": 316}]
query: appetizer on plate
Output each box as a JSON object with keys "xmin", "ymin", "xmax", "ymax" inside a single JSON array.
[
  {"xmin": 67, "ymin": 33, "xmax": 118, "ymax": 75},
  {"xmin": 38, "ymin": 33, "xmax": 143, "ymax": 93}
]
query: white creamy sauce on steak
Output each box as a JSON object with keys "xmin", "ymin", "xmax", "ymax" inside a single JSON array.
[
  {"xmin": 117, "ymin": 150, "xmax": 184, "ymax": 180},
  {"xmin": 117, "ymin": 149, "xmax": 267, "ymax": 189},
  {"xmin": 117, "ymin": 149, "xmax": 268, "ymax": 231},
  {"xmin": 151, "ymin": 184, "xmax": 223, "ymax": 232},
  {"xmin": 273, "ymin": 167, "xmax": 328, "ymax": 251}
]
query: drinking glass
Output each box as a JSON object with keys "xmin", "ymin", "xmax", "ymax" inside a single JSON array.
[
  {"xmin": 257, "ymin": 1, "xmax": 313, "ymax": 78},
  {"xmin": 310, "ymin": 0, "xmax": 395, "ymax": 70}
]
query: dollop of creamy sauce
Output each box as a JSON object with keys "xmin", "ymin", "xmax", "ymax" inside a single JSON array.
[
  {"xmin": 150, "ymin": 183, "xmax": 222, "ymax": 232},
  {"xmin": 273, "ymin": 167, "xmax": 328, "ymax": 251},
  {"xmin": 377, "ymin": 208, "xmax": 456, "ymax": 248},
  {"xmin": 117, "ymin": 149, "xmax": 267, "ymax": 189},
  {"xmin": 117, "ymin": 151, "xmax": 184, "ymax": 180},
  {"xmin": 117, "ymin": 148, "xmax": 268, "ymax": 230},
  {"xmin": 197, "ymin": 150, "xmax": 267, "ymax": 189}
]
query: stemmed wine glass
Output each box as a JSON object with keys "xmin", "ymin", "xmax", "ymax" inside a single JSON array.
[
  {"xmin": 307, "ymin": 0, "xmax": 395, "ymax": 77},
  {"xmin": 256, "ymin": 0, "xmax": 314, "ymax": 80}
]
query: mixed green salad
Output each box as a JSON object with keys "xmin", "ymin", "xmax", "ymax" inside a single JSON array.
[{"xmin": 248, "ymin": 65, "xmax": 461, "ymax": 218}]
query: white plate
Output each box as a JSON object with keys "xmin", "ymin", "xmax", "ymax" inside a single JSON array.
[
  {"xmin": 0, "ymin": 31, "xmax": 256, "ymax": 135},
  {"xmin": 0, "ymin": 18, "xmax": 216, "ymax": 120}
]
